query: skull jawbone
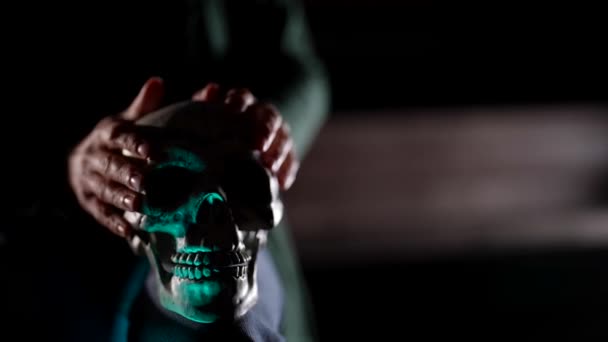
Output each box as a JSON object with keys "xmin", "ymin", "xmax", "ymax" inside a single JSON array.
[{"xmin": 157, "ymin": 275, "xmax": 256, "ymax": 323}]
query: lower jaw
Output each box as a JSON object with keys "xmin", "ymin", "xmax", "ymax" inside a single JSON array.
[
  {"xmin": 160, "ymin": 279, "xmax": 252, "ymax": 322},
  {"xmin": 158, "ymin": 288, "xmax": 222, "ymax": 324}
]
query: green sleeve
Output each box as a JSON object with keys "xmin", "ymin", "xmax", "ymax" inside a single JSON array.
[{"xmin": 198, "ymin": 0, "xmax": 331, "ymax": 159}]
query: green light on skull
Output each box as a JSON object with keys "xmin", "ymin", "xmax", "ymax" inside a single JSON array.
[
  {"xmin": 139, "ymin": 147, "xmax": 232, "ymax": 323},
  {"xmin": 154, "ymin": 147, "xmax": 206, "ymax": 172}
]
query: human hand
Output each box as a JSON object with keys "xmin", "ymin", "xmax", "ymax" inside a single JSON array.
[
  {"xmin": 68, "ymin": 77, "xmax": 164, "ymax": 237},
  {"xmin": 192, "ymin": 84, "xmax": 299, "ymax": 191}
]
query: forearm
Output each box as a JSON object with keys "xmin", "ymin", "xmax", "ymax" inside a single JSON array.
[{"xmin": 270, "ymin": 61, "xmax": 330, "ymax": 160}]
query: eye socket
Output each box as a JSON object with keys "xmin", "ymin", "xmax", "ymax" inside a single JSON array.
[{"xmin": 145, "ymin": 166, "xmax": 199, "ymax": 211}]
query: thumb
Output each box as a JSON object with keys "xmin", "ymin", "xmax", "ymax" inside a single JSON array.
[{"xmin": 121, "ymin": 77, "xmax": 164, "ymax": 121}]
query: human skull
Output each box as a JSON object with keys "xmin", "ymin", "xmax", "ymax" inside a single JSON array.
[{"xmin": 123, "ymin": 101, "xmax": 283, "ymax": 323}]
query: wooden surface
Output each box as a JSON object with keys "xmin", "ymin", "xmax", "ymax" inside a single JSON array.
[{"xmin": 284, "ymin": 104, "xmax": 608, "ymax": 264}]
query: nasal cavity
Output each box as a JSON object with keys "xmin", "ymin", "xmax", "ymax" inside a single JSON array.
[
  {"xmin": 193, "ymin": 193, "xmax": 238, "ymax": 251},
  {"xmin": 196, "ymin": 193, "xmax": 229, "ymax": 226}
]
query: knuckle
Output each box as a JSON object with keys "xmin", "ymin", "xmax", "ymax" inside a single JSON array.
[
  {"xmin": 97, "ymin": 117, "xmax": 119, "ymax": 137},
  {"xmin": 105, "ymin": 212, "xmax": 119, "ymax": 225},
  {"xmin": 260, "ymin": 106, "xmax": 281, "ymax": 128},
  {"xmin": 91, "ymin": 201, "xmax": 112, "ymax": 223},
  {"xmin": 97, "ymin": 116, "xmax": 116, "ymax": 129},
  {"xmin": 255, "ymin": 107, "xmax": 278, "ymax": 131},
  {"xmin": 227, "ymin": 88, "xmax": 251, "ymax": 98},
  {"xmin": 107, "ymin": 121, "xmax": 124, "ymax": 140},
  {"xmin": 100, "ymin": 153, "xmax": 136, "ymax": 185},
  {"xmin": 104, "ymin": 216, "xmax": 121, "ymax": 232},
  {"xmin": 270, "ymin": 110, "xmax": 282, "ymax": 127},
  {"xmin": 86, "ymin": 173, "xmax": 103, "ymax": 197},
  {"xmin": 100, "ymin": 183, "xmax": 114, "ymax": 203},
  {"xmin": 119, "ymin": 161, "xmax": 137, "ymax": 175},
  {"xmin": 97, "ymin": 124, "xmax": 112, "ymax": 142},
  {"xmin": 267, "ymin": 103, "xmax": 280, "ymax": 114},
  {"xmin": 120, "ymin": 132, "xmax": 140, "ymax": 151},
  {"xmin": 276, "ymin": 124, "xmax": 288, "ymax": 140},
  {"xmin": 226, "ymin": 88, "xmax": 256, "ymax": 110},
  {"xmin": 101, "ymin": 153, "xmax": 115, "ymax": 174},
  {"xmin": 99, "ymin": 204, "xmax": 114, "ymax": 218},
  {"xmin": 259, "ymin": 102, "xmax": 280, "ymax": 116}
]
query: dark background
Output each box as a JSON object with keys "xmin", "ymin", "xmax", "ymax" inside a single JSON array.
[
  {"xmin": 1, "ymin": 1, "xmax": 607, "ymax": 340},
  {"xmin": 308, "ymin": 1, "xmax": 606, "ymax": 111},
  {"xmin": 295, "ymin": 1, "xmax": 608, "ymax": 340}
]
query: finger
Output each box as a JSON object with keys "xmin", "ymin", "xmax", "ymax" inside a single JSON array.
[
  {"xmin": 224, "ymin": 88, "xmax": 256, "ymax": 113},
  {"xmin": 261, "ymin": 125, "xmax": 293, "ymax": 173},
  {"xmin": 192, "ymin": 82, "xmax": 221, "ymax": 102},
  {"xmin": 86, "ymin": 197, "xmax": 132, "ymax": 237},
  {"xmin": 96, "ymin": 118, "xmax": 150, "ymax": 158},
  {"xmin": 86, "ymin": 150, "xmax": 145, "ymax": 192},
  {"xmin": 83, "ymin": 172, "xmax": 142, "ymax": 212},
  {"xmin": 121, "ymin": 77, "xmax": 165, "ymax": 121},
  {"xmin": 276, "ymin": 151, "xmax": 299, "ymax": 191},
  {"xmin": 246, "ymin": 103, "xmax": 282, "ymax": 151}
]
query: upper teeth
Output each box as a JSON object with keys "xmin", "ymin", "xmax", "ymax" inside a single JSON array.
[{"xmin": 171, "ymin": 251, "xmax": 249, "ymax": 267}]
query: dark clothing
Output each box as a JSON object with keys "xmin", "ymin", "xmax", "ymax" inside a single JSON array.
[
  {"xmin": 112, "ymin": 249, "xmax": 284, "ymax": 342},
  {"xmin": 3, "ymin": 1, "xmax": 328, "ymax": 340}
]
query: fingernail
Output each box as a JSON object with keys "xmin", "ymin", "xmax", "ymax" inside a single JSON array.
[
  {"xmin": 137, "ymin": 144, "xmax": 149, "ymax": 157},
  {"xmin": 123, "ymin": 195, "xmax": 136, "ymax": 210},
  {"xmin": 116, "ymin": 224, "xmax": 127, "ymax": 236},
  {"xmin": 129, "ymin": 174, "xmax": 142, "ymax": 191},
  {"xmin": 262, "ymin": 137, "xmax": 273, "ymax": 152}
]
